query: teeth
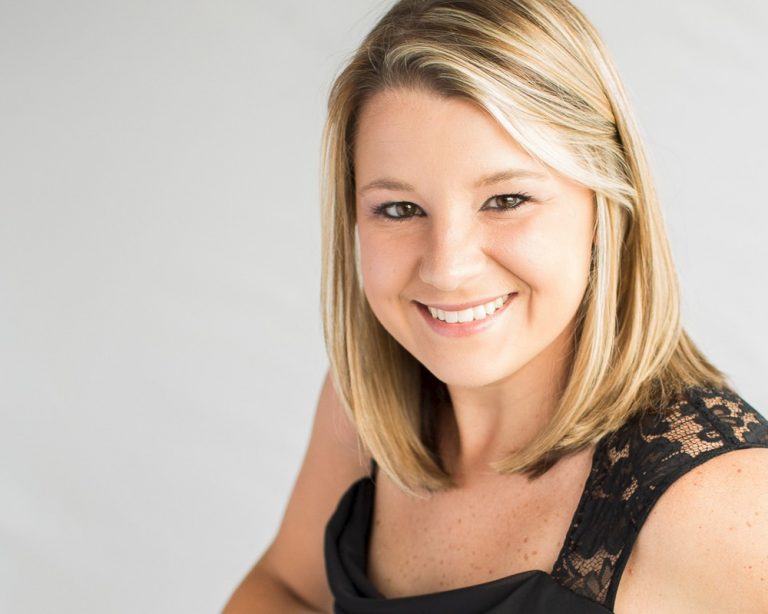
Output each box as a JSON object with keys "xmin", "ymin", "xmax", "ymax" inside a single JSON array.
[
  {"xmin": 426, "ymin": 293, "xmax": 510, "ymax": 324},
  {"xmin": 472, "ymin": 305, "xmax": 486, "ymax": 319},
  {"xmin": 457, "ymin": 308, "xmax": 474, "ymax": 323}
]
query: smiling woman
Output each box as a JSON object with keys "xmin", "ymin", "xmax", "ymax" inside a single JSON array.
[
  {"xmin": 222, "ymin": 1, "xmax": 768, "ymax": 613},
  {"xmin": 354, "ymin": 89, "xmax": 595, "ymax": 404}
]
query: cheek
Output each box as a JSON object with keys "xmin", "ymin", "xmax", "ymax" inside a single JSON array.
[
  {"xmin": 357, "ymin": 229, "xmax": 412, "ymax": 306},
  {"xmin": 492, "ymin": 210, "xmax": 593, "ymax": 300}
]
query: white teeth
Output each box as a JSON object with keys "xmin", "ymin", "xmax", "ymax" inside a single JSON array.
[
  {"xmin": 473, "ymin": 305, "xmax": 487, "ymax": 319},
  {"xmin": 426, "ymin": 293, "xmax": 510, "ymax": 324},
  {"xmin": 457, "ymin": 308, "xmax": 474, "ymax": 323}
]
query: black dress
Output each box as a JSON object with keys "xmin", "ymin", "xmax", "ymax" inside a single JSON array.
[{"xmin": 325, "ymin": 387, "xmax": 768, "ymax": 612}]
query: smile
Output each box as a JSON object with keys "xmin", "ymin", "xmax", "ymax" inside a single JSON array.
[
  {"xmin": 426, "ymin": 293, "xmax": 511, "ymax": 323},
  {"xmin": 415, "ymin": 292, "xmax": 516, "ymax": 338}
]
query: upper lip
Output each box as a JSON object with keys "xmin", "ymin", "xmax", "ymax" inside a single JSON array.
[{"xmin": 418, "ymin": 293, "xmax": 514, "ymax": 311}]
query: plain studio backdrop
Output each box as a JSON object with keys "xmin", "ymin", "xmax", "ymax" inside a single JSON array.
[{"xmin": 1, "ymin": 1, "xmax": 766, "ymax": 612}]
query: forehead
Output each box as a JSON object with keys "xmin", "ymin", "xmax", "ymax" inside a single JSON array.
[{"xmin": 353, "ymin": 88, "xmax": 550, "ymax": 186}]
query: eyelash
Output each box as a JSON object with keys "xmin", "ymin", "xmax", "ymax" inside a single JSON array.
[{"xmin": 370, "ymin": 193, "xmax": 533, "ymax": 222}]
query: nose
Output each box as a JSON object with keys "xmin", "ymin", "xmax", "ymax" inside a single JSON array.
[{"xmin": 418, "ymin": 215, "xmax": 487, "ymax": 292}]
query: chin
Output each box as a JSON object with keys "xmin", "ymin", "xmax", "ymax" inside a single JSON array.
[{"xmin": 420, "ymin": 356, "xmax": 526, "ymax": 390}]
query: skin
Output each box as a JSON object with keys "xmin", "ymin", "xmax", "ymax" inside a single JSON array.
[{"xmin": 354, "ymin": 86, "xmax": 595, "ymax": 477}]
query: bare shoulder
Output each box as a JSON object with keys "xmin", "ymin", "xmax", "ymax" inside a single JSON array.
[{"xmin": 615, "ymin": 447, "xmax": 768, "ymax": 613}]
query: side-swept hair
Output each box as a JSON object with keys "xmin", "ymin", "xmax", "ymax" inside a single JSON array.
[{"xmin": 320, "ymin": 0, "xmax": 725, "ymax": 496}]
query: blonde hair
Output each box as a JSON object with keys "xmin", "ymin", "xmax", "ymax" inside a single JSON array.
[{"xmin": 320, "ymin": 0, "xmax": 725, "ymax": 495}]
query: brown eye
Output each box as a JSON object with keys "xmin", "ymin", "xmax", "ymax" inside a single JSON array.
[
  {"xmin": 483, "ymin": 193, "xmax": 532, "ymax": 211},
  {"xmin": 372, "ymin": 201, "xmax": 424, "ymax": 220}
]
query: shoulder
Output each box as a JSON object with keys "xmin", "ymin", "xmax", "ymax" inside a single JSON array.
[
  {"xmin": 621, "ymin": 446, "xmax": 768, "ymax": 612},
  {"xmin": 641, "ymin": 385, "xmax": 768, "ymax": 445},
  {"xmin": 615, "ymin": 389, "xmax": 768, "ymax": 612},
  {"xmin": 602, "ymin": 385, "xmax": 768, "ymax": 487}
]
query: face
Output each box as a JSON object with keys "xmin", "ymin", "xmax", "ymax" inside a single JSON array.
[{"xmin": 353, "ymin": 87, "xmax": 595, "ymax": 390}]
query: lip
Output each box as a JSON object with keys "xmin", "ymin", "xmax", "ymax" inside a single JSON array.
[
  {"xmin": 420, "ymin": 293, "xmax": 511, "ymax": 312},
  {"xmin": 415, "ymin": 292, "xmax": 517, "ymax": 338}
]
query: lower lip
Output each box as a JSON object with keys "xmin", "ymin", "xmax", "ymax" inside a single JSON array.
[{"xmin": 416, "ymin": 294, "xmax": 516, "ymax": 338}]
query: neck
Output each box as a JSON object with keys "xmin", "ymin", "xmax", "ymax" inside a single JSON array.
[{"xmin": 437, "ymin": 326, "xmax": 574, "ymax": 481}]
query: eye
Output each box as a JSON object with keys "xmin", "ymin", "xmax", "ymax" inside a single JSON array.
[
  {"xmin": 482, "ymin": 192, "xmax": 532, "ymax": 211},
  {"xmin": 371, "ymin": 201, "xmax": 424, "ymax": 221}
]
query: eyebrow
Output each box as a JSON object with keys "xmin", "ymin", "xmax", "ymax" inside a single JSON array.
[{"xmin": 357, "ymin": 168, "xmax": 548, "ymax": 195}]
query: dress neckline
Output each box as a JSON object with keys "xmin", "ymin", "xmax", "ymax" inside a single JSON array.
[{"xmin": 358, "ymin": 439, "xmax": 604, "ymax": 600}]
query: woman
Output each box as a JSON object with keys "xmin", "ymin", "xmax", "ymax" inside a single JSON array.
[{"xmin": 223, "ymin": 1, "xmax": 768, "ymax": 612}]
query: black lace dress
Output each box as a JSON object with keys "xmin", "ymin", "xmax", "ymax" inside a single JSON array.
[{"xmin": 324, "ymin": 387, "xmax": 768, "ymax": 613}]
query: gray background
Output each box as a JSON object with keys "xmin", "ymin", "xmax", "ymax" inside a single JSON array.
[{"xmin": 1, "ymin": 1, "xmax": 765, "ymax": 612}]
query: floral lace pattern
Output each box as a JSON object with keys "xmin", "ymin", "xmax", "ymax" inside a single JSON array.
[{"xmin": 550, "ymin": 387, "xmax": 768, "ymax": 608}]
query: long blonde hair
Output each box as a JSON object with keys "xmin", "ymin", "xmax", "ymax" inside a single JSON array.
[{"xmin": 320, "ymin": 0, "xmax": 725, "ymax": 495}]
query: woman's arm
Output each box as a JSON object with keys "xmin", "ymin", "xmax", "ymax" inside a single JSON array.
[
  {"xmin": 221, "ymin": 372, "xmax": 370, "ymax": 613},
  {"xmin": 221, "ymin": 554, "xmax": 325, "ymax": 613}
]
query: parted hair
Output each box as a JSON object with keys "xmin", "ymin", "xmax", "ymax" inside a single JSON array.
[{"xmin": 320, "ymin": 0, "xmax": 725, "ymax": 496}]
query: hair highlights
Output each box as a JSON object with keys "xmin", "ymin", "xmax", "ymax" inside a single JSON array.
[{"xmin": 320, "ymin": 0, "xmax": 725, "ymax": 495}]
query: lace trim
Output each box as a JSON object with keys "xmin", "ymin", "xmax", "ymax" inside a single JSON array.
[{"xmin": 550, "ymin": 387, "xmax": 768, "ymax": 607}]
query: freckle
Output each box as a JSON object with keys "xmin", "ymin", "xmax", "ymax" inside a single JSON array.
[
  {"xmin": 532, "ymin": 550, "xmax": 538, "ymax": 555},
  {"xmin": 747, "ymin": 521, "xmax": 753, "ymax": 528},
  {"xmin": 524, "ymin": 537, "xmax": 529, "ymax": 543},
  {"xmin": 737, "ymin": 468, "xmax": 742, "ymax": 473},
  {"xmin": 506, "ymin": 541, "xmax": 511, "ymax": 547},
  {"xmin": 524, "ymin": 553, "xmax": 529, "ymax": 561},
  {"xmin": 488, "ymin": 569, "xmax": 494, "ymax": 575},
  {"xmin": 457, "ymin": 518, "xmax": 462, "ymax": 524}
]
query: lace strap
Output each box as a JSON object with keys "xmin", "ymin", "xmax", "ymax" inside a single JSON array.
[{"xmin": 551, "ymin": 387, "xmax": 768, "ymax": 608}]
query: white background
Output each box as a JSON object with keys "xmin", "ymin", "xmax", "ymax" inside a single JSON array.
[{"xmin": 1, "ymin": 1, "xmax": 765, "ymax": 612}]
